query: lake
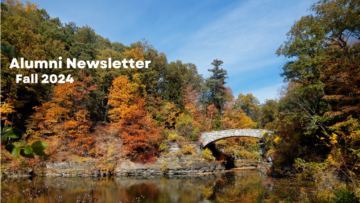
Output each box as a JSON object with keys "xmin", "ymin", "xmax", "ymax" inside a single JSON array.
[{"xmin": 1, "ymin": 169, "xmax": 317, "ymax": 203}]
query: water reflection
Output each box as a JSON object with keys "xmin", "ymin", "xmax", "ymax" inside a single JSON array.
[{"xmin": 1, "ymin": 170, "xmax": 279, "ymax": 203}]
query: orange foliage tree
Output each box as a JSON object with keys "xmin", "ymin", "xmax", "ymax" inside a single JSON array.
[
  {"xmin": 26, "ymin": 72, "xmax": 97, "ymax": 156},
  {"xmin": 183, "ymin": 84, "xmax": 203, "ymax": 127},
  {"xmin": 206, "ymin": 104, "xmax": 218, "ymax": 131},
  {"xmin": 108, "ymin": 76, "xmax": 162, "ymax": 161},
  {"xmin": 1, "ymin": 96, "xmax": 16, "ymax": 126}
]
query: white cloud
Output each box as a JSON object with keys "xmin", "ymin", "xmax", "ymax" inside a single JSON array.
[
  {"xmin": 167, "ymin": 0, "xmax": 315, "ymax": 74},
  {"xmin": 166, "ymin": 0, "xmax": 316, "ymax": 102}
]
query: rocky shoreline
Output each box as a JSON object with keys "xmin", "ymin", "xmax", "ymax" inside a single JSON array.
[
  {"xmin": 2, "ymin": 141, "xmax": 273, "ymax": 178},
  {"xmin": 2, "ymin": 156, "xmax": 272, "ymax": 178}
]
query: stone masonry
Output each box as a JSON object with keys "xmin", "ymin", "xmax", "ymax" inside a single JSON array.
[{"xmin": 200, "ymin": 129, "xmax": 270, "ymax": 148}]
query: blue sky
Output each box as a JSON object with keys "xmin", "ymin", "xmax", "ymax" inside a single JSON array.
[{"xmin": 19, "ymin": 0, "xmax": 318, "ymax": 103}]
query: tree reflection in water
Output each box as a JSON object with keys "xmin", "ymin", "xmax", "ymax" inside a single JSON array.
[{"xmin": 1, "ymin": 170, "xmax": 317, "ymax": 203}]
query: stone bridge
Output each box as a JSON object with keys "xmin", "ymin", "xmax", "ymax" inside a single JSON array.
[{"xmin": 199, "ymin": 129, "xmax": 271, "ymax": 148}]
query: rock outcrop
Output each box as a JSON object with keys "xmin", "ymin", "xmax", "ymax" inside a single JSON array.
[{"xmin": 43, "ymin": 155, "xmax": 226, "ymax": 177}]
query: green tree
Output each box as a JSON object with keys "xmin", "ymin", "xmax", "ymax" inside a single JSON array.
[
  {"xmin": 175, "ymin": 114, "xmax": 195, "ymax": 140},
  {"xmin": 161, "ymin": 61, "xmax": 185, "ymax": 107},
  {"xmin": 275, "ymin": 0, "xmax": 360, "ymax": 183},
  {"xmin": 260, "ymin": 99, "xmax": 278, "ymax": 128},
  {"xmin": 204, "ymin": 59, "xmax": 228, "ymax": 113},
  {"xmin": 234, "ymin": 93, "xmax": 261, "ymax": 123}
]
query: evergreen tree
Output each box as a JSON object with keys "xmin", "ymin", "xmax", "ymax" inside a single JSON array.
[{"xmin": 205, "ymin": 59, "xmax": 228, "ymax": 114}]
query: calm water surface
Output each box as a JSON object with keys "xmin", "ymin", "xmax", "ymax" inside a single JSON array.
[{"xmin": 1, "ymin": 169, "xmax": 315, "ymax": 203}]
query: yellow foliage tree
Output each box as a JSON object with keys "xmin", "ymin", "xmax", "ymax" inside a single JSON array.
[{"xmin": 161, "ymin": 102, "xmax": 180, "ymax": 128}]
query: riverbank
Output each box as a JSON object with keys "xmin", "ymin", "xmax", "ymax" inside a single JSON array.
[
  {"xmin": 2, "ymin": 156, "xmax": 272, "ymax": 178},
  {"xmin": 1, "ymin": 155, "xmax": 272, "ymax": 178},
  {"xmin": 2, "ymin": 140, "xmax": 272, "ymax": 178}
]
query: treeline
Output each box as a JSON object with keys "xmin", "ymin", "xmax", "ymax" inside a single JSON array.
[
  {"xmin": 1, "ymin": 0, "xmax": 272, "ymax": 162},
  {"xmin": 1, "ymin": 0, "xmax": 359, "ymax": 180}
]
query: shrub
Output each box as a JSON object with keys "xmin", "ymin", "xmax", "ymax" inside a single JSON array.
[
  {"xmin": 176, "ymin": 152, "xmax": 182, "ymax": 158},
  {"xmin": 236, "ymin": 150, "xmax": 261, "ymax": 160},
  {"xmin": 159, "ymin": 143, "xmax": 169, "ymax": 153},
  {"xmin": 160, "ymin": 128, "xmax": 170, "ymax": 139},
  {"xmin": 215, "ymin": 140, "xmax": 227, "ymax": 148},
  {"xmin": 181, "ymin": 146, "xmax": 192, "ymax": 155},
  {"xmin": 252, "ymin": 144, "xmax": 260, "ymax": 151},
  {"xmin": 190, "ymin": 127, "xmax": 200, "ymax": 141},
  {"xmin": 176, "ymin": 136, "xmax": 185, "ymax": 141},
  {"xmin": 131, "ymin": 146, "xmax": 159, "ymax": 163},
  {"xmin": 202, "ymin": 148, "xmax": 215, "ymax": 162},
  {"xmin": 169, "ymin": 133, "xmax": 177, "ymax": 141},
  {"xmin": 175, "ymin": 114, "xmax": 194, "ymax": 139},
  {"xmin": 161, "ymin": 162, "xmax": 168, "ymax": 171},
  {"xmin": 251, "ymin": 152, "xmax": 261, "ymax": 160},
  {"xmin": 236, "ymin": 150, "xmax": 248, "ymax": 158},
  {"xmin": 190, "ymin": 134, "xmax": 198, "ymax": 141},
  {"xmin": 332, "ymin": 187, "xmax": 359, "ymax": 203}
]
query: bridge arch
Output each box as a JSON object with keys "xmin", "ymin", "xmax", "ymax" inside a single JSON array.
[{"xmin": 199, "ymin": 129, "xmax": 270, "ymax": 148}]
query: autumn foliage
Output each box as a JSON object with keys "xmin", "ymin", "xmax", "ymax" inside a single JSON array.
[
  {"xmin": 0, "ymin": 0, "xmax": 281, "ymax": 165},
  {"xmin": 108, "ymin": 76, "xmax": 162, "ymax": 161},
  {"xmin": 26, "ymin": 72, "xmax": 97, "ymax": 156},
  {"xmin": 1, "ymin": 0, "xmax": 261, "ymax": 166}
]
